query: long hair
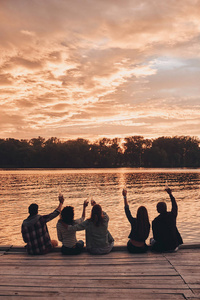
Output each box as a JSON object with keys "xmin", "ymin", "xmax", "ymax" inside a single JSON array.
[
  {"xmin": 136, "ymin": 206, "xmax": 150, "ymax": 241},
  {"xmin": 90, "ymin": 204, "xmax": 104, "ymax": 227},
  {"xmin": 61, "ymin": 206, "xmax": 74, "ymax": 225}
]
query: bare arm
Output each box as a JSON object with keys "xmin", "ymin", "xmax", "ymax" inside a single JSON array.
[
  {"xmin": 82, "ymin": 199, "xmax": 89, "ymax": 220},
  {"xmin": 56, "ymin": 195, "xmax": 64, "ymax": 212},
  {"xmin": 43, "ymin": 195, "xmax": 64, "ymax": 222}
]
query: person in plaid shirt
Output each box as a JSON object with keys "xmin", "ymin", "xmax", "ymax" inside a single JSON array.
[{"xmin": 21, "ymin": 195, "xmax": 64, "ymax": 255}]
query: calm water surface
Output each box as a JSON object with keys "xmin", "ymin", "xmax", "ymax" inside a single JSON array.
[{"xmin": 0, "ymin": 168, "xmax": 200, "ymax": 246}]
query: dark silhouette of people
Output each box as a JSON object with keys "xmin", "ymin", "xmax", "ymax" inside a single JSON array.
[
  {"xmin": 21, "ymin": 195, "xmax": 64, "ymax": 254},
  {"xmin": 122, "ymin": 189, "xmax": 150, "ymax": 253},
  {"xmin": 151, "ymin": 188, "xmax": 183, "ymax": 252}
]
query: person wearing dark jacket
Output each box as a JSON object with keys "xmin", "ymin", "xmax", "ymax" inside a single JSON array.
[
  {"xmin": 151, "ymin": 188, "xmax": 183, "ymax": 252},
  {"xmin": 123, "ymin": 189, "xmax": 150, "ymax": 253}
]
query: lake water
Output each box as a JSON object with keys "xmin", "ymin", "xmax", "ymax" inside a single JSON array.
[{"xmin": 0, "ymin": 168, "xmax": 200, "ymax": 246}]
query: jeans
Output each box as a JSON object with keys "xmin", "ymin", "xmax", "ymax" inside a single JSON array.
[{"xmin": 61, "ymin": 240, "xmax": 84, "ymax": 255}]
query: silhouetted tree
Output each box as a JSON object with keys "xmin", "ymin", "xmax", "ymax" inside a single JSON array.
[
  {"xmin": 0, "ymin": 135, "xmax": 199, "ymax": 168},
  {"xmin": 123, "ymin": 136, "xmax": 152, "ymax": 167}
]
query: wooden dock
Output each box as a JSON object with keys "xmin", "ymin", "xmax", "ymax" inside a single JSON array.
[{"xmin": 0, "ymin": 245, "xmax": 200, "ymax": 299}]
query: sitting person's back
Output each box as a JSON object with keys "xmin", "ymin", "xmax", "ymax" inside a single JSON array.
[
  {"xmin": 84, "ymin": 209, "xmax": 112, "ymax": 250},
  {"xmin": 57, "ymin": 200, "xmax": 88, "ymax": 255},
  {"xmin": 22, "ymin": 196, "xmax": 64, "ymax": 255},
  {"xmin": 151, "ymin": 188, "xmax": 183, "ymax": 252},
  {"xmin": 68, "ymin": 201, "xmax": 114, "ymax": 254},
  {"xmin": 122, "ymin": 189, "xmax": 150, "ymax": 253}
]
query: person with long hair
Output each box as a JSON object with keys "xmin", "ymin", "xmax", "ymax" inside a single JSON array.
[
  {"xmin": 67, "ymin": 200, "xmax": 114, "ymax": 254},
  {"xmin": 122, "ymin": 189, "xmax": 150, "ymax": 253},
  {"xmin": 57, "ymin": 199, "xmax": 88, "ymax": 255}
]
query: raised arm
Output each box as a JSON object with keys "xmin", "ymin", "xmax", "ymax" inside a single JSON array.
[
  {"xmin": 122, "ymin": 189, "xmax": 135, "ymax": 224},
  {"xmin": 57, "ymin": 194, "xmax": 64, "ymax": 211},
  {"xmin": 43, "ymin": 195, "xmax": 64, "ymax": 222},
  {"xmin": 165, "ymin": 188, "xmax": 178, "ymax": 217},
  {"xmin": 122, "ymin": 189, "xmax": 128, "ymax": 206},
  {"xmin": 82, "ymin": 199, "xmax": 89, "ymax": 220}
]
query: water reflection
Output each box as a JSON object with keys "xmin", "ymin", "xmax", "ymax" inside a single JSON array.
[{"xmin": 0, "ymin": 168, "xmax": 200, "ymax": 245}]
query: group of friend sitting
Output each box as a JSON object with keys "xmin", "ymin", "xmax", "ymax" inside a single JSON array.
[{"xmin": 21, "ymin": 188, "xmax": 183, "ymax": 255}]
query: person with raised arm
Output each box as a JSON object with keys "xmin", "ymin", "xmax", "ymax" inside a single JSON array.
[
  {"xmin": 21, "ymin": 194, "xmax": 64, "ymax": 255},
  {"xmin": 66, "ymin": 199, "xmax": 114, "ymax": 254},
  {"xmin": 122, "ymin": 189, "xmax": 150, "ymax": 253},
  {"xmin": 57, "ymin": 199, "xmax": 89, "ymax": 255},
  {"xmin": 151, "ymin": 188, "xmax": 183, "ymax": 252}
]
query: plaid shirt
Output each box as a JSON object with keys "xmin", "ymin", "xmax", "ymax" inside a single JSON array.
[{"xmin": 21, "ymin": 209, "xmax": 60, "ymax": 255}]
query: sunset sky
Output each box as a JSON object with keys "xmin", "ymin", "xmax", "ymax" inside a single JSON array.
[{"xmin": 1, "ymin": 0, "xmax": 200, "ymax": 141}]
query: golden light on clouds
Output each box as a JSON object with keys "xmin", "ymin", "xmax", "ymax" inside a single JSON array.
[{"xmin": 0, "ymin": 0, "xmax": 200, "ymax": 140}]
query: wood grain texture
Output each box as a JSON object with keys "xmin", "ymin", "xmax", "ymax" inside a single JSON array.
[{"xmin": 0, "ymin": 247, "xmax": 199, "ymax": 299}]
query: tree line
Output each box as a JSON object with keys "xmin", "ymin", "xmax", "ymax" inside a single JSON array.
[{"xmin": 0, "ymin": 135, "xmax": 200, "ymax": 168}]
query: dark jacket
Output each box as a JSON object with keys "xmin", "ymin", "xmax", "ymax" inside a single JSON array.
[{"xmin": 152, "ymin": 194, "xmax": 183, "ymax": 252}]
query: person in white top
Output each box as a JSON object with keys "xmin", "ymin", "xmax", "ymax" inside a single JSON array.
[{"xmin": 57, "ymin": 199, "xmax": 88, "ymax": 255}]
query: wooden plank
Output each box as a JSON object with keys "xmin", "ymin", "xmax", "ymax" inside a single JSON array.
[
  {"xmin": 0, "ymin": 265, "xmax": 177, "ymax": 276},
  {"xmin": 0, "ymin": 275, "xmax": 187, "ymax": 289},
  {"xmin": 165, "ymin": 250, "xmax": 200, "ymax": 258},
  {"xmin": 3, "ymin": 251, "xmax": 164, "ymax": 259},
  {"xmin": 0, "ymin": 254, "xmax": 172, "ymax": 264},
  {"xmin": 0, "ymin": 287, "xmax": 188, "ymax": 299},
  {"xmin": 173, "ymin": 266, "xmax": 200, "ymax": 275},
  {"xmin": 180, "ymin": 244, "xmax": 200, "ymax": 249},
  {"xmin": 1, "ymin": 252, "xmax": 166, "ymax": 261},
  {"xmin": 190, "ymin": 289, "xmax": 200, "ymax": 295},
  {"xmin": 0, "ymin": 246, "xmax": 12, "ymax": 251},
  {"xmin": 0, "ymin": 245, "xmax": 12, "ymax": 256},
  {"xmin": 189, "ymin": 285, "xmax": 200, "ymax": 289},
  {"xmin": 0, "ymin": 294, "xmax": 187, "ymax": 300},
  {"xmin": 1, "ymin": 248, "xmax": 199, "ymax": 300},
  {"xmin": 164, "ymin": 260, "xmax": 200, "ymax": 267},
  {"xmin": 179, "ymin": 277, "xmax": 200, "ymax": 284},
  {"xmin": 0, "ymin": 258, "xmax": 170, "ymax": 267}
]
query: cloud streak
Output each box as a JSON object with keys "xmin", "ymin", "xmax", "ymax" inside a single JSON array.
[{"xmin": 0, "ymin": 0, "xmax": 200, "ymax": 140}]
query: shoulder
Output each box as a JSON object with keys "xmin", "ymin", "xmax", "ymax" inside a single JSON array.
[
  {"xmin": 57, "ymin": 219, "xmax": 62, "ymax": 226},
  {"xmin": 103, "ymin": 211, "xmax": 108, "ymax": 217},
  {"xmin": 74, "ymin": 217, "xmax": 84, "ymax": 224},
  {"xmin": 57, "ymin": 219, "xmax": 68, "ymax": 230},
  {"xmin": 102, "ymin": 211, "xmax": 109, "ymax": 222},
  {"xmin": 152, "ymin": 215, "xmax": 160, "ymax": 223}
]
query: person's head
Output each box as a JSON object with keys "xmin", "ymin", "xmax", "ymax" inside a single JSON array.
[
  {"xmin": 61, "ymin": 206, "xmax": 74, "ymax": 225},
  {"xmin": 90, "ymin": 204, "xmax": 104, "ymax": 226},
  {"xmin": 157, "ymin": 202, "xmax": 167, "ymax": 214},
  {"xmin": 29, "ymin": 203, "xmax": 38, "ymax": 217},
  {"xmin": 136, "ymin": 206, "xmax": 150, "ymax": 241}
]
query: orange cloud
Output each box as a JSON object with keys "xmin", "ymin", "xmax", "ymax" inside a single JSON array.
[{"xmin": 0, "ymin": 0, "xmax": 200, "ymax": 140}]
